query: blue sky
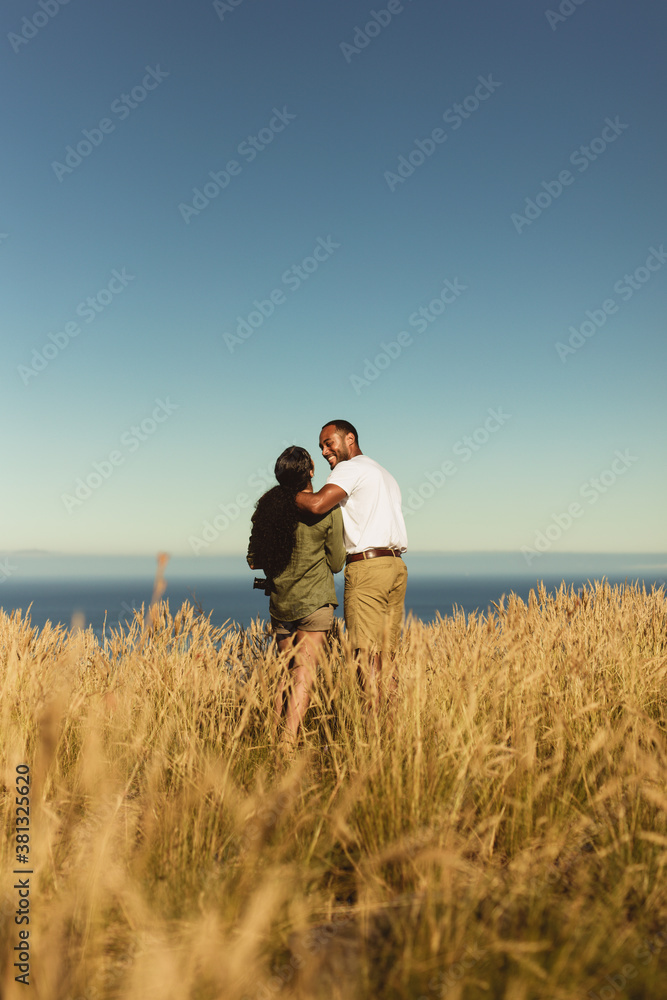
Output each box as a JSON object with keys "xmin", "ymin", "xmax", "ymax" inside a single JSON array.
[{"xmin": 2, "ymin": 0, "xmax": 666, "ymax": 560}]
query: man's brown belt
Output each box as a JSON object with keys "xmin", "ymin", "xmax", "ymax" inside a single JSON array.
[{"xmin": 345, "ymin": 548, "xmax": 403, "ymax": 565}]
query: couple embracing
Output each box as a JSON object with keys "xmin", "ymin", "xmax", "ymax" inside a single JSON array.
[{"xmin": 247, "ymin": 419, "xmax": 408, "ymax": 739}]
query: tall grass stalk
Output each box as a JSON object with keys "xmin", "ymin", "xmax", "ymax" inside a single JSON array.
[{"xmin": 1, "ymin": 581, "xmax": 666, "ymax": 998}]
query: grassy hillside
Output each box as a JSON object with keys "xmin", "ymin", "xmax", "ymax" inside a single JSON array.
[{"xmin": 1, "ymin": 581, "xmax": 666, "ymax": 999}]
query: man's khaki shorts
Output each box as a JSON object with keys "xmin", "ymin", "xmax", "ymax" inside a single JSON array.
[
  {"xmin": 344, "ymin": 557, "xmax": 408, "ymax": 652},
  {"xmin": 271, "ymin": 603, "xmax": 335, "ymax": 638}
]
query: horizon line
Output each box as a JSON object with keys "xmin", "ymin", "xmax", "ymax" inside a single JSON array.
[{"xmin": 4, "ymin": 550, "xmax": 666, "ymax": 559}]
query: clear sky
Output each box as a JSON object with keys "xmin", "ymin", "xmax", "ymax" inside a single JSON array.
[{"xmin": 3, "ymin": 0, "xmax": 666, "ymax": 560}]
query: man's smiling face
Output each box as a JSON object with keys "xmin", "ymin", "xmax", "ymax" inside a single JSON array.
[{"xmin": 319, "ymin": 424, "xmax": 352, "ymax": 469}]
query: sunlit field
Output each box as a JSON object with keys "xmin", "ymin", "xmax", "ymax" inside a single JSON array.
[{"xmin": 2, "ymin": 581, "xmax": 666, "ymax": 1000}]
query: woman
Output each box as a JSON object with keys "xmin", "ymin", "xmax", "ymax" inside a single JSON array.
[{"xmin": 247, "ymin": 446, "xmax": 346, "ymax": 743}]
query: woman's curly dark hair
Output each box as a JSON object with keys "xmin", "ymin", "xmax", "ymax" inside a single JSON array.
[{"xmin": 248, "ymin": 446, "xmax": 313, "ymax": 579}]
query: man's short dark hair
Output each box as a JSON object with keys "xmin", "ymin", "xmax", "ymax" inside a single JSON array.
[{"xmin": 322, "ymin": 419, "xmax": 359, "ymax": 446}]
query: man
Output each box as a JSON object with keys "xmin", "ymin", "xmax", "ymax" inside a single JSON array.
[{"xmin": 295, "ymin": 420, "xmax": 408, "ymax": 692}]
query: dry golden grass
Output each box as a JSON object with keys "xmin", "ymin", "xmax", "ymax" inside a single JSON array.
[{"xmin": 1, "ymin": 580, "xmax": 667, "ymax": 999}]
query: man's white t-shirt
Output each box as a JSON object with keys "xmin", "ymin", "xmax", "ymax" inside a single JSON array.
[{"xmin": 326, "ymin": 454, "xmax": 408, "ymax": 555}]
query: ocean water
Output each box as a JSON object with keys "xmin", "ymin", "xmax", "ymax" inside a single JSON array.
[{"xmin": 1, "ymin": 553, "xmax": 664, "ymax": 637}]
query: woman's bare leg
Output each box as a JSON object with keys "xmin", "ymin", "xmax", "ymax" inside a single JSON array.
[
  {"xmin": 274, "ymin": 635, "xmax": 294, "ymax": 733},
  {"xmin": 283, "ymin": 630, "xmax": 327, "ymax": 740}
]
